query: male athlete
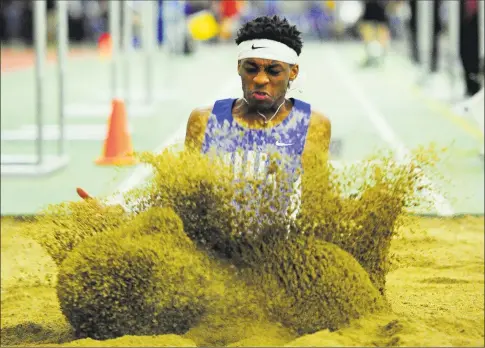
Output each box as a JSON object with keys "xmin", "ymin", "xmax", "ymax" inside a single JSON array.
[
  {"xmin": 185, "ymin": 15, "xmax": 331, "ymax": 179},
  {"xmin": 184, "ymin": 14, "xmax": 331, "ymax": 223},
  {"xmin": 78, "ymin": 15, "xmax": 331, "ymax": 210}
]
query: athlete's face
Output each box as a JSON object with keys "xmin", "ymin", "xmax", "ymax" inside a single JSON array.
[{"xmin": 238, "ymin": 58, "xmax": 299, "ymax": 110}]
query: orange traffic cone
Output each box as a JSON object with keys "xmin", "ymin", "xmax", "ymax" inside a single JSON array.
[{"xmin": 95, "ymin": 99, "xmax": 136, "ymax": 166}]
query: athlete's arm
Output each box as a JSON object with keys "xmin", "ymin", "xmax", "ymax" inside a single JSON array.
[
  {"xmin": 301, "ymin": 110, "xmax": 332, "ymax": 170},
  {"xmin": 299, "ymin": 111, "xmax": 331, "ymax": 206},
  {"xmin": 184, "ymin": 106, "xmax": 212, "ymax": 152}
]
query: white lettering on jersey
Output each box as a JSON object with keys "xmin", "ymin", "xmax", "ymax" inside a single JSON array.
[{"xmin": 223, "ymin": 150, "xmax": 269, "ymax": 180}]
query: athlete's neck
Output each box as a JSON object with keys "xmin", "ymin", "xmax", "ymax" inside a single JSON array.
[{"xmin": 235, "ymin": 98, "xmax": 292, "ymax": 125}]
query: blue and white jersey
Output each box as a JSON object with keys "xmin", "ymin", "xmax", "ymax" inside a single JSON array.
[{"xmin": 201, "ymin": 98, "xmax": 312, "ymax": 221}]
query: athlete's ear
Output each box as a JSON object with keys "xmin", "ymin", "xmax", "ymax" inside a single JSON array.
[
  {"xmin": 289, "ymin": 64, "xmax": 299, "ymax": 82},
  {"xmin": 237, "ymin": 60, "xmax": 242, "ymax": 75}
]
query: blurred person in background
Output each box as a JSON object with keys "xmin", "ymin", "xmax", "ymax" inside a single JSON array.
[
  {"xmin": 407, "ymin": 0, "xmax": 443, "ymax": 89},
  {"xmin": 0, "ymin": 0, "xmax": 17, "ymax": 44},
  {"xmin": 459, "ymin": 0, "xmax": 482, "ymax": 99},
  {"xmin": 306, "ymin": 0, "xmax": 329, "ymax": 41},
  {"xmin": 19, "ymin": 1, "xmax": 33, "ymax": 45},
  {"xmin": 186, "ymin": 0, "xmax": 219, "ymax": 45},
  {"xmin": 358, "ymin": 0, "xmax": 391, "ymax": 67},
  {"xmin": 127, "ymin": 0, "xmax": 144, "ymax": 48},
  {"xmin": 84, "ymin": 0, "xmax": 106, "ymax": 42},
  {"xmin": 6, "ymin": 0, "xmax": 56, "ymax": 45},
  {"xmin": 218, "ymin": 0, "xmax": 245, "ymax": 41},
  {"xmin": 245, "ymin": 0, "xmax": 270, "ymax": 17},
  {"xmin": 67, "ymin": 0, "xmax": 85, "ymax": 43},
  {"xmin": 407, "ymin": 0, "xmax": 419, "ymax": 65},
  {"xmin": 0, "ymin": 1, "xmax": 9, "ymax": 43},
  {"xmin": 454, "ymin": 0, "xmax": 483, "ymax": 149},
  {"xmin": 186, "ymin": 0, "xmax": 213, "ymax": 15}
]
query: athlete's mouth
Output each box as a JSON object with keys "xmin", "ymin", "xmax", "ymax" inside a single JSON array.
[{"xmin": 252, "ymin": 91, "xmax": 270, "ymax": 101}]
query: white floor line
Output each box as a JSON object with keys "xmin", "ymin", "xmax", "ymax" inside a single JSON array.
[
  {"xmin": 105, "ymin": 76, "xmax": 240, "ymax": 205},
  {"xmin": 327, "ymin": 48, "xmax": 454, "ymax": 217}
]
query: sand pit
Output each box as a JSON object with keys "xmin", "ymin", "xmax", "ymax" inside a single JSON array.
[
  {"xmin": 1, "ymin": 215, "xmax": 483, "ymax": 347},
  {"xmin": 1, "ymin": 149, "xmax": 483, "ymax": 346}
]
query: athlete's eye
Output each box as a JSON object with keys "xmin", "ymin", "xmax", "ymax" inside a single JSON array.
[
  {"xmin": 268, "ymin": 70, "xmax": 281, "ymax": 76},
  {"xmin": 245, "ymin": 67, "xmax": 258, "ymax": 74}
]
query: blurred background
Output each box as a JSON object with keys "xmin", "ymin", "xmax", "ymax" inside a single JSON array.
[{"xmin": 0, "ymin": 0, "xmax": 484, "ymax": 217}]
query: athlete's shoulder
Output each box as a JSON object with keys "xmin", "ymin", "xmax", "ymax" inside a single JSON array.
[
  {"xmin": 187, "ymin": 98, "xmax": 235, "ymax": 126},
  {"xmin": 189, "ymin": 105, "xmax": 213, "ymax": 121},
  {"xmin": 185, "ymin": 105, "xmax": 213, "ymax": 151},
  {"xmin": 292, "ymin": 98, "xmax": 331, "ymax": 130},
  {"xmin": 310, "ymin": 109, "xmax": 331, "ymax": 129},
  {"xmin": 187, "ymin": 104, "xmax": 214, "ymax": 130},
  {"xmin": 304, "ymin": 109, "xmax": 331, "ymax": 154}
]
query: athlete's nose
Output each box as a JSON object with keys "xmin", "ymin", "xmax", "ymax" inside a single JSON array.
[{"xmin": 253, "ymin": 71, "xmax": 269, "ymax": 86}]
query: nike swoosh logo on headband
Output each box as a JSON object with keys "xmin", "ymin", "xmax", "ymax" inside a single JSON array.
[{"xmin": 251, "ymin": 44, "xmax": 265, "ymax": 50}]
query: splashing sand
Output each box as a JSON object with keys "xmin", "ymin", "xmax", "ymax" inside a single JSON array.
[{"xmin": 1, "ymin": 147, "xmax": 483, "ymax": 346}]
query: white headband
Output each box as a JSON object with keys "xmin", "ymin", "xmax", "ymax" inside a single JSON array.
[{"xmin": 237, "ymin": 39, "xmax": 298, "ymax": 65}]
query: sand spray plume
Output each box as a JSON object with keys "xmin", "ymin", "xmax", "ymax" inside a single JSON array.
[{"xmin": 21, "ymin": 119, "xmax": 452, "ymax": 344}]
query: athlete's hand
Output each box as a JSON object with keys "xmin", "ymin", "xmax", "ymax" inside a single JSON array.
[
  {"xmin": 76, "ymin": 187, "xmax": 92, "ymax": 201},
  {"xmin": 76, "ymin": 187, "xmax": 104, "ymax": 209},
  {"xmin": 76, "ymin": 187, "xmax": 127, "ymax": 214}
]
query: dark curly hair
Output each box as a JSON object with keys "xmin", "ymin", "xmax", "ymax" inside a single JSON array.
[{"xmin": 235, "ymin": 15, "xmax": 303, "ymax": 56}]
